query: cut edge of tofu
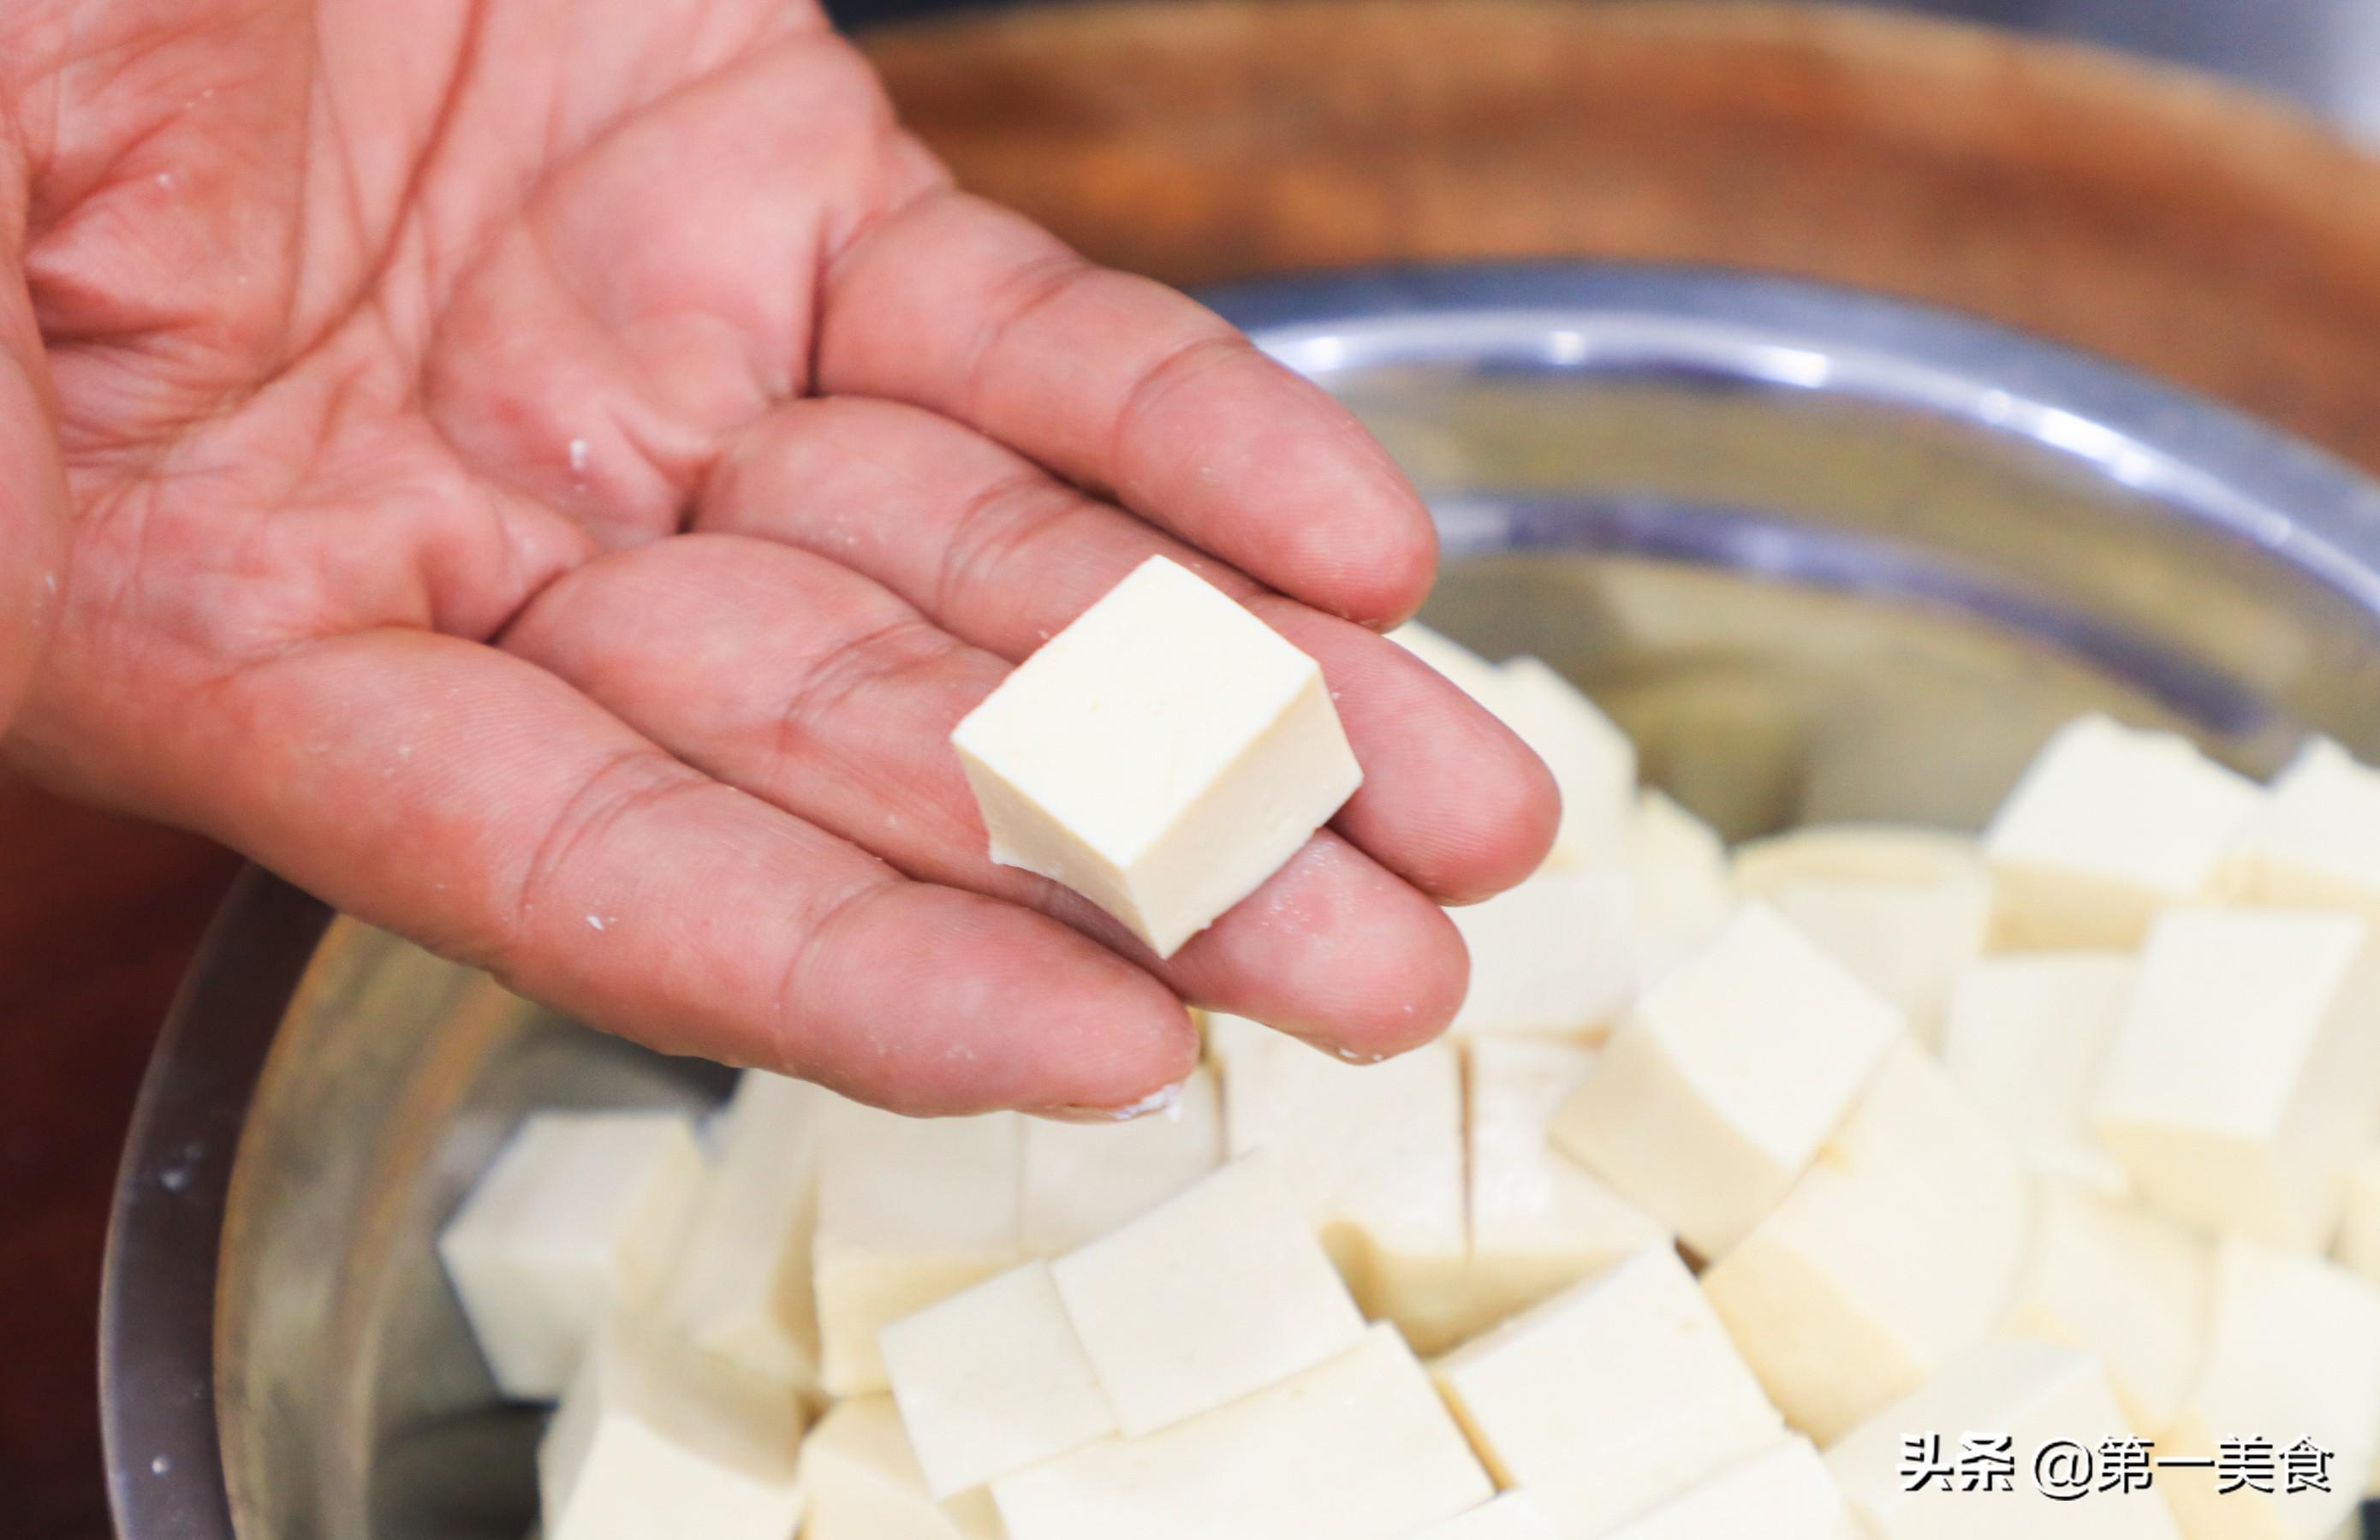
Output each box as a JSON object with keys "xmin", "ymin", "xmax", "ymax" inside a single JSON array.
[
  {"xmin": 539, "ymin": 1315, "xmax": 807, "ymax": 1538},
  {"xmin": 437, "ymin": 1109, "xmax": 708, "ymax": 1401},
  {"xmin": 878, "ymin": 1258, "xmax": 1120, "ymax": 1500},
  {"xmin": 1430, "ymin": 1244, "xmax": 1784, "ymax": 1532}
]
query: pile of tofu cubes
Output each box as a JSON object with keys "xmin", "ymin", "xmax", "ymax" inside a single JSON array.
[{"xmin": 439, "ymin": 621, "xmax": 2380, "ymax": 1540}]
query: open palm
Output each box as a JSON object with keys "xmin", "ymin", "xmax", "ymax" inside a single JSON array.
[{"xmin": 0, "ymin": 0, "xmax": 1556, "ymax": 1113}]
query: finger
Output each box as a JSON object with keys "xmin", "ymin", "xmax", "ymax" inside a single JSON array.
[
  {"xmin": 169, "ymin": 630, "xmax": 1196, "ymax": 1115},
  {"xmin": 815, "ymin": 190, "xmax": 1437, "ymax": 627},
  {"xmin": 699, "ymin": 397, "xmax": 1559, "ymax": 901},
  {"xmin": 498, "ymin": 532, "xmax": 1470, "ymax": 1058}
]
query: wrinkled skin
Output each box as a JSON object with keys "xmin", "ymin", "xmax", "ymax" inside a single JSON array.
[{"xmin": 0, "ymin": 0, "xmax": 1557, "ymax": 1115}]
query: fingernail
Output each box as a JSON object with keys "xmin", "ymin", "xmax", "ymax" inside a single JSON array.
[{"xmin": 1029, "ymin": 1079, "xmax": 1187, "ymax": 1125}]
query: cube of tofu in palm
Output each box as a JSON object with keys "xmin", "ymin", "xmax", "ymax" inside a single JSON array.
[
  {"xmin": 1049, "ymin": 1152, "xmax": 1366, "ymax": 1438},
  {"xmin": 879, "ymin": 1260, "xmax": 1116, "ymax": 1499},
  {"xmin": 439, "ymin": 1109, "xmax": 705, "ymax": 1400},
  {"xmin": 1208, "ymin": 1017, "xmax": 1470, "ymax": 1349},
  {"xmin": 1407, "ymin": 1492, "xmax": 1564, "ymax": 1539},
  {"xmin": 797, "ymin": 1396, "xmax": 1003, "ymax": 1540},
  {"xmin": 1940, "ymin": 953, "xmax": 2136, "ymax": 1196},
  {"xmin": 538, "ymin": 1317, "xmax": 806, "ymax": 1540},
  {"xmin": 1982, "ymin": 715, "xmax": 2261, "ymax": 948},
  {"xmin": 2000, "ymin": 1181, "xmax": 2210, "ymax": 1438},
  {"xmin": 2222, "ymin": 735, "xmax": 2380, "ymax": 916},
  {"xmin": 1019, "ymin": 1067, "xmax": 1222, "ymax": 1256},
  {"xmin": 1828, "ymin": 1339, "xmax": 2182, "ymax": 1539},
  {"xmin": 1446, "ymin": 870, "xmax": 1638, "ymax": 1040},
  {"xmin": 1625, "ymin": 789, "xmax": 1731, "ymax": 984},
  {"xmin": 2090, "ymin": 908, "xmax": 2380, "ymax": 1250},
  {"xmin": 991, "ymin": 1324, "xmax": 1491, "ymax": 1540},
  {"xmin": 657, "ymin": 1073, "xmax": 834, "ymax": 1392},
  {"xmin": 1702, "ymin": 1043, "xmax": 2032, "ymax": 1444},
  {"xmin": 950, "ymin": 555, "xmax": 1362, "ymax": 959},
  {"xmin": 2158, "ymin": 1242, "xmax": 2380, "ymax": 1540},
  {"xmin": 1431, "ymin": 1246, "xmax": 1783, "ymax": 1537},
  {"xmin": 1604, "ymin": 1438, "xmax": 1849, "ymax": 1540},
  {"xmin": 1550, "ymin": 902, "xmax": 1903, "ymax": 1259},
  {"xmin": 812, "ymin": 1109, "xmax": 1023, "ymax": 1397},
  {"xmin": 1448, "ymin": 1038, "xmax": 1668, "ymax": 1347}
]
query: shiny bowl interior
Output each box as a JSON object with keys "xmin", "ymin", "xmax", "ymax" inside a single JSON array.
[{"xmin": 103, "ymin": 264, "xmax": 2380, "ymax": 1539}]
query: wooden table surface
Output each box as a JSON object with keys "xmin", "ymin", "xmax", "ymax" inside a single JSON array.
[{"xmin": 15, "ymin": 3, "xmax": 2380, "ymax": 1533}]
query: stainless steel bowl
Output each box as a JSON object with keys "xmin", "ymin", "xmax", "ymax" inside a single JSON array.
[{"xmin": 104, "ymin": 264, "xmax": 2380, "ymax": 1538}]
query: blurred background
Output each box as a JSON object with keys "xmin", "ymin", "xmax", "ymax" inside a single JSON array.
[
  {"xmin": 830, "ymin": 0, "xmax": 2380, "ymax": 147},
  {"xmin": 1822, "ymin": 0, "xmax": 2380, "ymax": 144},
  {"xmin": 17, "ymin": 1, "xmax": 2380, "ymax": 1534}
]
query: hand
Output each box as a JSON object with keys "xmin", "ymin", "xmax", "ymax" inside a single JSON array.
[{"xmin": 0, "ymin": 0, "xmax": 1556, "ymax": 1114}]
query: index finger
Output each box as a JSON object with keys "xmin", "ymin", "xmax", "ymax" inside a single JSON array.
[{"xmin": 814, "ymin": 190, "xmax": 1437, "ymax": 627}]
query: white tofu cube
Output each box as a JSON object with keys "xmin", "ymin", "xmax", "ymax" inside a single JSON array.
[
  {"xmin": 991, "ymin": 1323, "xmax": 1492, "ymax": 1540},
  {"xmin": 1407, "ymin": 1492, "xmax": 1564, "ymax": 1539},
  {"xmin": 2090, "ymin": 907, "xmax": 2380, "ymax": 1249},
  {"xmin": 1625, "ymin": 788, "xmax": 1731, "ymax": 983},
  {"xmin": 813, "ymin": 1109, "xmax": 1022, "ymax": 1397},
  {"xmin": 538, "ymin": 1317, "xmax": 806, "ymax": 1540},
  {"xmin": 1020, "ymin": 1066, "xmax": 1222, "ymax": 1256},
  {"xmin": 439, "ymin": 1109, "xmax": 705, "ymax": 1400},
  {"xmin": 1733, "ymin": 823, "xmax": 1985, "ymax": 895},
  {"xmin": 1385, "ymin": 627, "xmax": 1633, "ymax": 871},
  {"xmin": 1431, "ymin": 1246, "xmax": 1783, "ymax": 1537},
  {"xmin": 796, "ymin": 1396, "xmax": 1003, "ymax": 1540},
  {"xmin": 1702, "ymin": 1042, "xmax": 2032, "ymax": 1444},
  {"xmin": 1493, "ymin": 656, "xmax": 1636, "ymax": 871},
  {"xmin": 1762, "ymin": 874, "xmax": 1990, "ymax": 1048},
  {"xmin": 1941, "ymin": 953, "xmax": 2136, "ymax": 1195},
  {"xmin": 1982, "ymin": 714, "xmax": 2262, "ymax": 948},
  {"xmin": 1827, "ymin": 1338, "xmax": 2182, "ymax": 1539},
  {"xmin": 2159, "ymin": 1242, "xmax": 2380, "ymax": 1540},
  {"xmin": 1048, "ymin": 1152, "xmax": 1366, "ymax": 1437},
  {"xmin": 657, "ymin": 1073, "xmax": 834, "ymax": 1390},
  {"xmin": 1447, "ymin": 869, "xmax": 1638, "ymax": 1039},
  {"xmin": 879, "ymin": 1260, "xmax": 1116, "ymax": 1498},
  {"xmin": 2339, "ymin": 1152, "xmax": 2380, "ymax": 1285},
  {"xmin": 1450, "ymin": 1038, "xmax": 1669, "ymax": 1347},
  {"xmin": 949, "ymin": 555, "xmax": 1361, "ymax": 958},
  {"xmin": 2000, "ymin": 1181, "xmax": 2210, "ymax": 1438},
  {"xmin": 2223, "ymin": 735, "xmax": 2380, "ymax": 916},
  {"xmin": 1604, "ymin": 1438, "xmax": 1849, "ymax": 1540},
  {"xmin": 1208, "ymin": 1017, "xmax": 1470, "ymax": 1350},
  {"xmin": 1550, "ymin": 902, "xmax": 1904, "ymax": 1259}
]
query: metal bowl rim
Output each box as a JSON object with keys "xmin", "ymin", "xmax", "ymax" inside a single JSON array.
[
  {"xmin": 102, "ymin": 867, "xmax": 329, "ymax": 1540},
  {"xmin": 98, "ymin": 258, "xmax": 2380, "ymax": 1539},
  {"xmin": 1205, "ymin": 259, "xmax": 2380, "ymax": 614}
]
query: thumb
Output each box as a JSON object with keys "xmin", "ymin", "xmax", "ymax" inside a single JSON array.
[{"xmin": 0, "ymin": 144, "xmax": 69, "ymax": 738}]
